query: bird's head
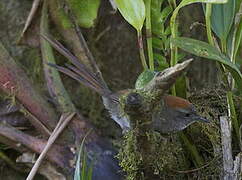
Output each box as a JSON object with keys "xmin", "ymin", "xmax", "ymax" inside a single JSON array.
[{"xmin": 152, "ymin": 95, "xmax": 209, "ymax": 133}]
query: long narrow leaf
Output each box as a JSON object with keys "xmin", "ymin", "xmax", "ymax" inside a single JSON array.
[
  {"xmin": 171, "ymin": 37, "xmax": 242, "ymax": 89},
  {"xmin": 74, "ymin": 130, "xmax": 92, "ymax": 180},
  {"xmin": 210, "ymin": 0, "xmax": 235, "ymax": 41}
]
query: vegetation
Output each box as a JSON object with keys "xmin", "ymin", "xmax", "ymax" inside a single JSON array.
[{"xmin": 0, "ymin": 0, "xmax": 241, "ymax": 179}]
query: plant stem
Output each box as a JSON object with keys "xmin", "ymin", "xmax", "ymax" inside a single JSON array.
[
  {"xmin": 227, "ymin": 91, "xmax": 240, "ymax": 142},
  {"xmin": 170, "ymin": 2, "xmax": 203, "ymax": 167},
  {"xmin": 137, "ymin": 30, "xmax": 148, "ymax": 69},
  {"xmin": 205, "ymin": 3, "xmax": 214, "ymax": 46},
  {"xmin": 221, "ymin": 38, "xmax": 240, "ymax": 142},
  {"xmin": 179, "ymin": 132, "xmax": 204, "ymax": 167},
  {"xmin": 145, "ymin": 0, "xmax": 154, "ymax": 71},
  {"xmin": 221, "ymin": 38, "xmax": 227, "ymax": 54},
  {"xmin": 170, "ymin": 8, "xmax": 178, "ymax": 96}
]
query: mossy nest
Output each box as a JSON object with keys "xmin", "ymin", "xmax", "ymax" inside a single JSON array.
[{"xmin": 117, "ymin": 87, "xmax": 242, "ymax": 179}]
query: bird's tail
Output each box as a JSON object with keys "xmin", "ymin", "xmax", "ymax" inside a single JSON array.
[{"xmin": 41, "ymin": 35, "xmax": 118, "ymax": 102}]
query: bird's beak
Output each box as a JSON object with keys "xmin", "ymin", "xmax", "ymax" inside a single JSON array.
[{"xmin": 196, "ymin": 116, "xmax": 209, "ymax": 123}]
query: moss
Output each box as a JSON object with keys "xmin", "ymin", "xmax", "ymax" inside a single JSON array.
[
  {"xmin": 188, "ymin": 88, "xmax": 226, "ymax": 154},
  {"xmin": 117, "ymin": 87, "xmax": 234, "ymax": 179},
  {"xmin": 117, "ymin": 129, "xmax": 187, "ymax": 179},
  {"xmin": 116, "ymin": 130, "xmax": 143, "ymax": 180}
]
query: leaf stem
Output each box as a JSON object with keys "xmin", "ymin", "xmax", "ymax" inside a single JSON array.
[
  {"xmin": 170, "ymin": 6, "xmax": 178, "ymax": 96},
  {"xmin": 137, "ymin": 30, "xmax": 148, "ymax": 69},
  {"xmin": 205, "ymin": 3, "xmax": 214, "ymax": 46},
  {"xmin": 227, "ymin": 91, "xmax": 240, "ymax": 142},
  {"xmin": 145, "ymin": 0, "xmax": 154, "ymax": 71}
]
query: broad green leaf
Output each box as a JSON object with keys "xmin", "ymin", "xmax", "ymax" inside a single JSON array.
[
  {"xmin": 234, "ymin": 3, "xmax": 242, "ymax": 58},
  {"xmin": 210, "ymin": 0, "xmax": 235, "ymax": 41},
  {"xmin": 135, "ymin": 70, "xmax": 156, "ymax": 89},
  {"xmin": 171, "ymin": 37, "xmax": 242, "ymax": 89},
  {"xmin": 68, "ymin": 0, "xmax": 100, "ymax": 28},
  {"xmin": 115, "ymin": 0, "xmax": 145, "ymax": 31},
  {"xmin": 234, "ymin": 20, "xmax": 242, "ymax": 58}
]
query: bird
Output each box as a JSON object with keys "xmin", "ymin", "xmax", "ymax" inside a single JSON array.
[{"xmin": 41, "ymin": 35, "xmax": 208, "ymax": 134}]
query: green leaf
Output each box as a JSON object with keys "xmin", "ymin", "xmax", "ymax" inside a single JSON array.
[
  {"xmin": 152, "ymin": 37, "xmax": 164, "ymax": 50},
  {"xmin": 151, "ymin": 0, "xmax": 164, "ymax": 8},
  {"xmin": 210, "ymin": 0, "xmax": 236, "ymax": 41},
  {"xmin": 135, "ymin": 70, "xmax": 156, "ymax": 89},
  {"xmin": 171, "ymin": 37, "xmax": 242, "ymax": 89},
  {"xmin": 234, "ymin": 4, "xmax": 242, "ymax": 58},
  {"xmin": 164, "ymin": 26, "xmax": 171, "ymax": 35},
  {"xmin": 74, "ymin": 130, "xmax": 92, "ymax": 180},
  {"xmin": 160, "ymin": 6, "xmax": 172, "ymax": 22},
  {"xmin": 154, "ymin": 53, "xmax": 169, "ymax": 71},
  {"xmin": 68, "ymin": 0, "xmax": 100, "ymax": 28},
  {"xmin": 234, "ymin": 20, "xmax": 242, "ymax": 58},
  {"xmin": 171, "ymin": 0, "xmax": 228, "ymax": 36},
  {"xmin": 236, "ymin": 0, "xmax": 242, "ymax": 12},
  {"xmin": 115, "ymin": 0, "xmax": 145, "ymax": 31}
]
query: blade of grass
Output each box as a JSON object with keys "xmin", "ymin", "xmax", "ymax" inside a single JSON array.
[{"xmin": 74, "ymin": 129, "xmax": 92, "ymax": 180}]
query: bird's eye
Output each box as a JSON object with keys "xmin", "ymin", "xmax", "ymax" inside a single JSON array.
[{"xmin": 185, "ymin": 113, "xmax": 190, "ymax": 117}]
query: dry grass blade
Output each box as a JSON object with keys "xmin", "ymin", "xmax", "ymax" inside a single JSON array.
[
  {"xmin": 18, "ymin": 0, "xmax": 41, "ymax": 43},
  {"xmin": 26, "ymin": 112, "xmax": 76, "ymax": 180}
]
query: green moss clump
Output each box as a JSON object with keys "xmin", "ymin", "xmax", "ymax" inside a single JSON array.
[
  {"xmin": 117, "ymin": 130, "xmax": 185, "ymax": 179},
  {"xmin": 117, "ymin": 130, "xmax": 143, "ymax": 180}
]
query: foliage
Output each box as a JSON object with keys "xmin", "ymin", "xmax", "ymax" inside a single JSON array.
[
  {"xmin": 150, "ymin": 0, "xmax": 171, "ymax": 71},
  {"xmin": 117, "ymin": 0, "xmax": 242, "ymax": 179},
  {"xmin": 114, "ymin": 0, "xmax": 145, "ymax": 31},
  {"xmin": 210, "ymin": 0, "xmax": 235, "ymax": 41},
  {"xmin": 171, "ymin": 37, "xmax": 242, "ymax": 89},
  {"xmin": 68, "ymin": 0, "xmax": 100, "ymax": 28},
  {"xmin": 74, "ymin": 130, "xmax": 93, "ymax": 180},
  {"xmin": 135, "ymin": 70, "xmax": 156, "ymax": 89}
]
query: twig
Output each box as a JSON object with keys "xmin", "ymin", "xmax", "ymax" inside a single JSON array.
[
  {"xmin": 26, "ymin": 112, "xmax": 75, "ymax": 180},
  {"xmin": 18, "ymin": 0, "xmax": 42, "ymax": 43},
  {"xmin": 0, "ymin": 41, "xmax": 57, "ymax": 135},
  {"xmin": 220, "ymin": 115, "xmax": 234, "ymax": 180},
  {"xmin": 233, "ymin": 153, "xmax": 242, "ymax": 180}
]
